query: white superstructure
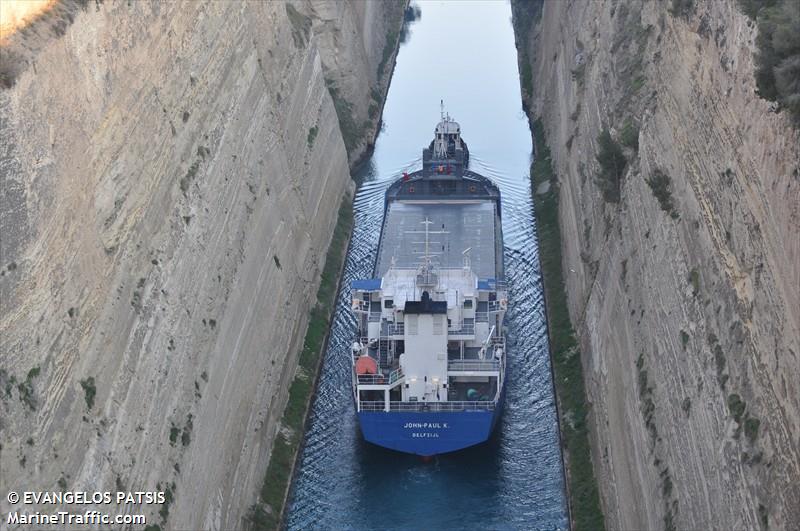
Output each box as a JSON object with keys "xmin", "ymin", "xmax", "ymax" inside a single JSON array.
[{"xmin": 351, "ymin": 218, "xmax": 507, "ymax": 413}]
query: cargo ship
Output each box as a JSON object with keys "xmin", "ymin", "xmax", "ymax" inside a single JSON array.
[{"xmin": 350, "ymin": 108, "xmax": 507, "ymax": 456}]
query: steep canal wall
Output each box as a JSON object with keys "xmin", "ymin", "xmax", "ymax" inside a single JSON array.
[
  {"xmin": 512, "ymin": 0, "xmax": 800, "ymax": 529},
  {"xmin": 0, "ymin": 1, "xmax": 404, "ymax": 529}
]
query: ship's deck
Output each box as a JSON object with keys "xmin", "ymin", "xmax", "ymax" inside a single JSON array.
[{"xmin": 375, "ymin": 200, "xmax": 500, "ymax": 278}]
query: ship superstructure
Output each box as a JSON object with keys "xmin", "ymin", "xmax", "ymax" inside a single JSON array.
[{"xmin": 350, "ymin": 108, "xmax": 507, "ymax": 456}]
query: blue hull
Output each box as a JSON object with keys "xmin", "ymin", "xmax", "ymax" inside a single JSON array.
[{"xmin": 357, "ymin": 389, "xmax": 505, "ymax": 456}]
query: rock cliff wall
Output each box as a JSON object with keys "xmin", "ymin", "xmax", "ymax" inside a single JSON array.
[
  {"xmin": 0, "ymin": 1, "xmax": 403, "ymax": 529},
  {"xmin": 514, "ymin": 0, "xmax": 799, "ymax": 529}
]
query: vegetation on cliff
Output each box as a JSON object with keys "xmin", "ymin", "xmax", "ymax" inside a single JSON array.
[
  {"xmin": 246, "ymin": 196, "xmax": 353, "ymax": 531},
  {"xmin": 595, "ymin": 129, "xmax": 627, "ymax": 203},
  {"xmin": 738, "ymin": 0, "xmax": 800, "ymax": 122},
  {"xmin": 0, "ymin": 0, "xmax": 90, "ymax": 89},
  {"xmin": 530, "ymin": 120, "xmax": 606, "ymax": 531},
  {"xmin": 510, "ymin": 0, "xmax": 543, "ymax": 101}
]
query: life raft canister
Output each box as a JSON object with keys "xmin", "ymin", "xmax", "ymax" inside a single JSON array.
[{"xmin": 355, "ymin": 355, "xmax": 378, "ymax": 375}]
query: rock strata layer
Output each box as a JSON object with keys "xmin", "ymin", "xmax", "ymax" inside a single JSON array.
[
  {"xmin": 514, "ymin": 1, "xmax": 799, "ymax": 528},
  {"xmin": 0, "ymin": 1, "xmax": 403, "ymax": 529}
]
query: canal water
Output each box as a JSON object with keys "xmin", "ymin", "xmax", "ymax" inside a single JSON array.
[{"xmin": 286, "ymin": 2, "xmax": 568, "ymax": 529}]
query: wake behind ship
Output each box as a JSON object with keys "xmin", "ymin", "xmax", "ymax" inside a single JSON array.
[{"xmin": 350, "ymin": 109, "xmax": 507, "ymax": 456}]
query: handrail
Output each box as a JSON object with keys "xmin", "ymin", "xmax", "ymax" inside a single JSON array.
[
  {"xmin": 447, "ymin": 359, "xmax": 500, "ymax": 372},
  {"xmin": 357, "ymin": 374, "xmax": 388, "ymax": 385},
  {"xmin": 487, "ymin": 300, "xmax": 507, "ymax": 312},
  {"xmin": 448, "ymin": 325, "xmax": 475, "ymax": 336},
  {"xmin": 351, "ymin": 300, "xmax": 370, "ymax": 313},
  {"xmin": 387, "ymin": 322, "xmax": 404, "ymax": 335},
  {"xmin": 359, "ymin": 400, "xmax": 496, "ymax": 412}
]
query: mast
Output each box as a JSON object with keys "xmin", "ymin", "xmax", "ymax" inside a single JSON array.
[{"xmin": 406, "ymin": 217, "xmax": 448, "ymax": 288}]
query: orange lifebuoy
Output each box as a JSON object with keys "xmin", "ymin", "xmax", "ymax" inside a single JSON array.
[
  {"xmin": 469, "ymin": 185, "xmax": 477, "ymax": 193},
  {"xmin": 409, "ymin": 185, "xmax": 415, "ymax": 193}
]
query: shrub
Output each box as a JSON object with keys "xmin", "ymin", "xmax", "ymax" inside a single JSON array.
[
  {"xmin": 306, "ymin": 126, "xmax": 318, "ymax": 149},
  {"xmin": 758, "ymin": 503, "xmax": 768, "ymax": 528},
  {"xmin": 15, "ymin": 366, "xmax": 41, "ymax": 410},
  {"xmin": 620, "ymin": 120, "xmax": 639, "ymax": 151},
  {"xmin": 680, "ymin": 330, "xmax": 690, "ymax": 349},
  {"xmin": 181, "ymin": 414, "xmax": 193, "ymax": 447},
  {"xmin": 595, "ymin": 129, "xmax": 627, "ymax": 203},
  {"xmin": 714, "ymin": 344, "xmax": 726, "ymax": 384},
  {"xmin": 727, "ymin": 393, "xmax": 746, "ymax": 423},
  {"xmin": 681, "ymin": 397, "xmax": 692, "ymax": 414},
  {"xmin": 646, "ymin": 169, "xmax": 678, "ymax": 217},
  {"xmin": 738, "ymin": 0, "xmax": 778, "ymax": 20},
  {"xmin": 325, "ymin": 79, "xmax": 362, "ymax": 155},
  {"xmin": 746, "ymin": 1, "xmax": 800, "ymax": 123},
  {"xmin": 180, "ymin": 160, "xmax": 200, "ymax": 194},
  {"xmin": 744, "ymin": 416, "xmax": 761, "ymax": 442},
  {"xmin": 571, "ymin": 62, "xmax": 586, "ymax": 86},
  {"xmin": 688, "ymin": 268, "xmax": 700, "ymax": 296},
  {"xmin": 80, "ymin": 377, "xmax": 96, "ymax": 410},
  {"xmin": 521, "ymin": 60, "xmax": 533, "ymax": 97},
  {"xmin": 669, "ymin": 0, "xmax": 695, "ymax": 17},
  {"xmin": 377, "ymin": 31, "xmax": 398, "ymax": 81},
  {"xmin": 159, "ymin": 483, "xmax": 174, "ymax": 523}
]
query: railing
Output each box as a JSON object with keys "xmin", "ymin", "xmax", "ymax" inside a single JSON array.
[
  {"xmin": 351, "ymin": 300, "xmax": 369, "ymax": 313},
  {"xmin": 448, "ymin": 359, "xmax": 500, "ymax": 372},
  {"xmin": 389, "ymin": 367, "xmax": 404, "ymax": 384},
  {"xmin": 448, "ymin": 324, "xmax": 475, "ymax": 336},
  {"xmin": 490, "ymin": 280, "xmax": 508, "ymax": 291},
  {"xmin": 357, "ymin": 374, "xmax": 388, "ymax": 385},
  {"xmin": 475, "ymin": 311, "xmax": 488, "ymax": 322},
  {"xmin": 387, "ymin": 322, "xmax": 404, "ymax": 336},
  {"xmin": 487, "ymin": 300, "xmax": 506, "ymax": 313},
  {"xmin": 359, "ymin": 400, "xmax": 496, "ymax": 412},
  {"xmin": 368, "ymin": 312, "xmax": 382, "ymax": 322}
]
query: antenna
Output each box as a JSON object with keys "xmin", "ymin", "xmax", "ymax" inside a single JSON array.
[
  {"xmin": 440, "ymin": 99, "xmax": 444, "ymax": 122},
  {"xmin": 462, "ymin": 247, "xmax": 472, "ymax": 270},
  {"xmin": 405, "ymin": 218, "xmax": 449, "ymax": 267}
]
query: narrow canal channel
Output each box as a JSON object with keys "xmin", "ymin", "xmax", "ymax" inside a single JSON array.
[{"xmin": 287, "ymin": 2, "xmax": 569, "ymax": 528}]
